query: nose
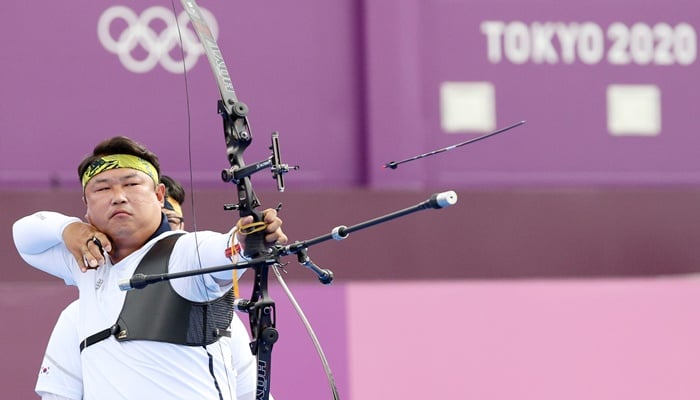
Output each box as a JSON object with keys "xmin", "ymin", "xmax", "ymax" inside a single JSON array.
[{"xmin": 111, "ymin": 186, "xmax": 128, "ymax": 204}]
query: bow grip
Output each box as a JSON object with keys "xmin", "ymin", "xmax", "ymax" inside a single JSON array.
[{"xmin": 240, "ymin": 209, "xmax": 268, "ymax": 259}]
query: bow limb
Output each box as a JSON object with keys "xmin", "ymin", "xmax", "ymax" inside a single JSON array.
[{"xmin": 179, "ymin": 0, "xmax": 265, "ymax": 253}]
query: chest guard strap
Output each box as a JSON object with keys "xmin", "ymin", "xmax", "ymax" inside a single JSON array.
[{"xmin": 80, "ymin": 234, "xmax": 234, "ymax": 351}]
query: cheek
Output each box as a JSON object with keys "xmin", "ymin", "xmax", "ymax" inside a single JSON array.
[
  {"xmin": 140, "ymin": 190, "xmax": 162, "ymax": 205},
  {"xmin": 129, "ymin": 191, "xmax": 160, "ymax": 209},
  {"xmin": 84, "ymin": 198, "xmax": 106, "ymax": 223}
]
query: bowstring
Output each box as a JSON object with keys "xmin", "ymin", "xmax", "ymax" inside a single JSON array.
[
  {"xmin": 169, "ymin": 0, "xmax": 236, "ymax": 396},
  {"xmin": 168, "ymin": 0, "xmax": 206, "ymax": 296}
]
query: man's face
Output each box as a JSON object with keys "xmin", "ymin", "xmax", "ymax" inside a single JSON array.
[
  {"xmin": 84, "ymin": 168, "xmax": 165, "ymax": 242},
  {"xmin": 163, "ymin": 205, "xmax": 184, "ymax": 230}
]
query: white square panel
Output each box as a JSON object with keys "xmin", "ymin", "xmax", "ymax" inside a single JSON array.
[
  {"xmin": 607, "ymin": 84, "xmax": 661, "ymax": 136},
  {"xmin": 440, "ymin": 81, "xmax": 496, "ymax": 133}
]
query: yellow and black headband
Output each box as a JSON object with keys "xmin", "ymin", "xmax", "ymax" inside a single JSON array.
[{"xmin": 81, "ymin": 154, "xmax": 158, "ymax": 189}]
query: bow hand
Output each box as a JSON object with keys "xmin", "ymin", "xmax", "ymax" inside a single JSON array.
[{"xmin": 236, "ymin": 208, "xmax": 287, "ymax": 259}]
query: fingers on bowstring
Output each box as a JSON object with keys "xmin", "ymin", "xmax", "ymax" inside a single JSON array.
[
  {"xmin": 93, "ymin": 233, "xmax": 112, "ymax": 253},
  {"xmin": 84, "ymin": 235, "xmax": 108, "ymax": 269}
]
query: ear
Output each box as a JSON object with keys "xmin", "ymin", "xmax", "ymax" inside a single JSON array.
[
  {"xmin": 155, "ymin": 182, "xmax": 166, "ymax": 205},
  {"xmin": 83, "ymin": 194, "xmax": 91, "ymax": 223}
]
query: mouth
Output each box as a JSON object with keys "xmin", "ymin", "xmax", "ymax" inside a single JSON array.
[{"xmin": 110, "ymin": 210, "xmax": 132, "ymax": 219}]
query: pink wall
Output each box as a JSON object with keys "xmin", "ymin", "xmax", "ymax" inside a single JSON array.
[{"xmin": 347, "ymin": 278, "xmax": 700, "ymax": 399}]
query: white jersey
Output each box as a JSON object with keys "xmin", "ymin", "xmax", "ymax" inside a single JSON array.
[
  {"xmin": 36, "ymin": 300, "xmax": 82, "ymax": 400},
  {"xmin": 14, "ymin": 211, "xmax": 248, "ymax": 400},
  {"xmin": 36, "ymin": 299, "xmax": 260, "ymax": 400}
]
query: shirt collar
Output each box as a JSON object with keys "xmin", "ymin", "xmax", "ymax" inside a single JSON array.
[{"xmin": 146, "ymin": 213, "xmax": 172, "ymax": 242}]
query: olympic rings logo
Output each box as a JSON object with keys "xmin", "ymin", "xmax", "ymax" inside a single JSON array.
[{"xmin": 97, "ymin": 5, "xmax": 218, "ymax": 74}]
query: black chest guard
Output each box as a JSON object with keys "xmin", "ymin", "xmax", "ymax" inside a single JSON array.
[{"xmin": 80, "ymin": 234, "xmax": 234, "ymax": 351}]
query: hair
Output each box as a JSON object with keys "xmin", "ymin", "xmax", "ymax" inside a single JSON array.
[
  {"xmin": 77, "ymin": 136, "xmax": 161, "ymax": 184},
  {"xmin": 160, "ymin": 175, "xmax": 185, "ymax": 205}
]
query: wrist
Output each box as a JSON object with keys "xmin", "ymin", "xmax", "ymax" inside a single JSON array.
[{"xmin": 226, "ymin": 228, "xmax": 251, "ymax": 262}]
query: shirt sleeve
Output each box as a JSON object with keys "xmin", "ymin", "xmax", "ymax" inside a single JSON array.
[
  {"xmin": 12, "ymin": 211, "xmax": 81, "ymax": 284},
  {"xmin": 168, "ymin": 229, "xmax": 244, "ymax": 302}
]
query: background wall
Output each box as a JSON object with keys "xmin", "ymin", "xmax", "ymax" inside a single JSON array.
[{"xmin": 2, "ymin": 0, "xmax": 700, "ymax": 399}]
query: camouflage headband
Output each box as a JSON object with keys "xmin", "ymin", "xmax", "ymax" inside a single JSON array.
[{"xmin": 81, "ymin": 154, "xmax": 158, "ymax": 189}]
